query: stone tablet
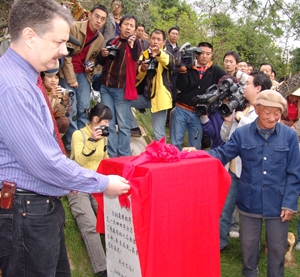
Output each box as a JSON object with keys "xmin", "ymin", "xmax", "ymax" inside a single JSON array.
[{"xmin": 104, "ymin": 196, "xmax": 142, "ymax": 277}]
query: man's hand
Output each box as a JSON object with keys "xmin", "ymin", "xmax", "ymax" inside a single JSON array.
[
  {"xmin": 104, "ymin": 175, "xmax": 130, "ymax": 197},
  {"xmin": 149, "ymin": 46, "xmax": 161, "ymax": 57},
  {"xmin": 140, "ymin": 61, "xmax": 149, "ymax": 72},
  {"xmin": 280, "ymin": 209, "xmax": 294, "ymax": 222},
  {"xmin": 101, "ymin": 47, "xmax": 109, "ymax": 58},
  {"xmin": 69, "ymin": 81, "xmax": 78, "ymax": 89},
  {"xmin": 235, "ymin": 111, "xmax": 243, "ymax": 122},
  {"xmin": 128, "ymin": 35, "xmax": 137, "ymax": 49},
  {"xmin": 223, "ymin": 114, "xmax": 233, "ymax": 125}
]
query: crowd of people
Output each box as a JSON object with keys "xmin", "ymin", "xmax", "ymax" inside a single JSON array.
[{"xmin": 1, "ymin": 0, "xmax": 300, "ymax": 277}]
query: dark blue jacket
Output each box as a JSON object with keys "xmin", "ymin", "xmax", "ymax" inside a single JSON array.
[{"xmin": 208, "ymin": 120, "xmax": 300, "ymax": 217}]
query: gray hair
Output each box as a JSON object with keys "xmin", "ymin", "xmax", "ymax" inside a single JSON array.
[{"xmin": 9, "ymin": 0, "xmax": 73, "ymax": 41}]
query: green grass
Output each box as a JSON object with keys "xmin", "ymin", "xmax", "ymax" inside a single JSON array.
[
  {"xmin": 220, "ymin": 213, "xmax": 300, "ymax": 277},
  {"xmin": 63, "ymin": 111, "xmax": 300, "ymax": 276}
]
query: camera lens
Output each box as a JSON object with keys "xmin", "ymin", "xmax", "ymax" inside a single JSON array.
[
  {"xmin": 108, "ymin": 50, "xmax": 117, "ymax": 61},
  {"xmin": 182, "ymin": 57, "xmax": 191, "ymax": 66}
]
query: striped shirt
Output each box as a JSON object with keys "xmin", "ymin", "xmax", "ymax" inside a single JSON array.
[{"xmin": 0, "ymin": 48, "xmax": 109, "ymax": 196}]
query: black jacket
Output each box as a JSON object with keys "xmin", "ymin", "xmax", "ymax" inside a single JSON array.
[{"xmin": 176, "ymin": 64, "xmax": 226, "ymax": 106}]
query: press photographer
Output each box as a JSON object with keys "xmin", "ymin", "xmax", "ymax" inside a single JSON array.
[
  {"xmin": 171, "ymin": 42, "xmax": 226, "ymax": 150},
  {"xmin": 179, "ymin": 42, "xmax": 202, "ymax": 68},
  {"xmin": 129, "ymin": 29, "xmax": 174, "ymax": 141},
  {"xmin": 97, "ymin": 14, "xmax": 142, "ymax": 157}
]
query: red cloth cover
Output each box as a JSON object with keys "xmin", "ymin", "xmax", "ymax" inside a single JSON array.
[{"xmin": 94, "ymin": 139, "xmax": 230, "ymax": 277}]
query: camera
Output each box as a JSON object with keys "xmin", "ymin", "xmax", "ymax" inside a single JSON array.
[
  {"xmin": 97, "ymin": 125, "xmax": 109, "ymax": 137},
  {"xmin": 192, "ymin": 78, "xmax": 248, "ymax": 117},
  {"xmin": 83, "ymin": 60, "xmax": 94, "ymax": 69},
  {"xmin": 61, "ymin": 88, "xmax": 74, "ymax": 98},
  {"xmin": 144, "ymin": 58, "xmax": 158, "ymax": 79},
  {"xmin": 179, "ymin": 42, "xmax": 202, "ymax": 68},
  {"xmin": 235, "ymin": 70, "xmax": 249, "ymax": 85},
  {"xmin": 218, "ymin": 85, "xmax": 248, "ymax": 117},
  {"xmin": 106, "ymin": 45, "xmax": 120, "ymax": 61}
]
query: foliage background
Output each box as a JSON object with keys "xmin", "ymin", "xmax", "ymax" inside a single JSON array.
[{"xmin": 1, "ymin": 0, "xmax": 300, "ymax": 78}]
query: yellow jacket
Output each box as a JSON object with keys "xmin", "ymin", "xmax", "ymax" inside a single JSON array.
[
  {"xmin": 70, "ymin": 124, "xmax": 108, "ymax": 171},
  {"xmin": 136, "ymin": 49, "xmax": 173, "ymax": 113}
]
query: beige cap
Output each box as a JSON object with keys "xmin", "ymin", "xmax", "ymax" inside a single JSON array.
[
  {"xmin": 291, "ymin": 88, "xmax": 300, "ymax": 97},
  {"xmin": 254, "ymin": 89, "xmax": 287, "ymax": 113}
]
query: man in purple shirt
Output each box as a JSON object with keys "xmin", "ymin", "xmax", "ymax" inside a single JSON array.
[{"xmin": 0, "ymin": 1, "xmax": 129, "ymax": 276}]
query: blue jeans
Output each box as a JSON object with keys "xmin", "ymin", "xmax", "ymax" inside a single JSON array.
[
  {"xmin": 100, "ymin": 85, "xmax": 131, "ymax": 157},
  {"xmin": 130, "ymin": 95, "xmax": 167, "ymax": 141},
  {"xmin": 0, "ymin": 194, "xmax": 70, "ymax": 277},
  {"xmin": 60, "ymin": 73, "xmax": 90, "ymax": 150},
  {"xmin": 220, "ymin": 170, "xmax": 239, "ymax": 249},
  {"xmin": 171, "ymin": 106, "xmax": 202, "ymax": 150}
]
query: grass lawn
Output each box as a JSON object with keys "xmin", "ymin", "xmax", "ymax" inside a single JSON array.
[{"xmin": 63, "ymin": 109, "xmax": 300, "ymax": 276}]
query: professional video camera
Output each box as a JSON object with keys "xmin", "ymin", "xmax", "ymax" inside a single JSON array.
[
  {"xmin": 179, "ymin": 42, "xmax": 202, "ymax": 68},
  {"xmin": 192, "ymin": 78, "xmax": 248, "ymax": 117},
  {"xmin": 218, "ymin": 84, "xmax": 247, "ymax": 117},
  {"xmin": 106, "ymin": 45, "xmax": 120, "ymax": 61}
]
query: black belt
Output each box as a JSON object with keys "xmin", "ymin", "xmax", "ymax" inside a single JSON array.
[{"xmin": 16, "ymin": 189, "xmax": 39, "ymax": 195}]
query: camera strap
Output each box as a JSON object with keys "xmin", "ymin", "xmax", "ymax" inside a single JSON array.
[{"xmin": 83, "ymin": 32, "xmax": 100, "ymax": 49}]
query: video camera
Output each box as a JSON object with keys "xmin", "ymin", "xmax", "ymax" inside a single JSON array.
[
  {"xmin": 179, "ymin": 42, "xmax": 202, "ymax": 68},
  {"xmin": 192, "ymin": 78, "xmax": 248, "ymax": 117}
]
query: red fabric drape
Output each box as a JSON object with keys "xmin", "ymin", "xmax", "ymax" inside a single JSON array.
[{"xmin": 94, "ymin": 139, "xmax": 231, "ymax": 277}]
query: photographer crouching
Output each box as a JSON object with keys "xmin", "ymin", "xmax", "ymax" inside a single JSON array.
[
  {"xmin": 41, "ymin": 63, "xmax": 74, "ymax": 137},
  {"xmin": 171, "ymin": 42, "xmax": 226, "ymax": 150},
  {"xmin": 130, "ymin": 29, "xmax": 174, "ymax": 141}
]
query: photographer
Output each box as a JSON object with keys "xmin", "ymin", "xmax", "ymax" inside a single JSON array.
[
  {"xmin": 129, "ymin": 29, "xmax": 174, "ymax": 141},
  {"xmin": 219, "ymin": 70, "xmax": 272, "ymax": 250},
  {"xmin": 171, "ymin": 42, "xmax": 226, "ymax": 150},
  {"xmin": 69, "ymin": 103, "xmax": 112, "ymax": 277},
  {"xmin": 97, "ymin": 14, "xmax": 142, "ymax": 157},
  {"xmin": 60, "ymin": 4, "xmax": 108, "ymax": 152},
  {"xmin": 41, "ymin": 66, "xmax": 71, "ymax": 136}
]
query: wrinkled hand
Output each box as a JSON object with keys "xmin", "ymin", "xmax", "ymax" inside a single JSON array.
[
  {"xmin": 280, "ymin": 209, "xmax": 294, "ymax": 222},
  {"xmin": 182, "ymin": 147, "xmax": 197, "ymax": 152},
  {"xmin": 104, "ymin": 175, "xmax": 130, "ymax": 197}
]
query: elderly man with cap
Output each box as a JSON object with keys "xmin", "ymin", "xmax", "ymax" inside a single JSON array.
[{"xmin": 206, "ymin": 90, "xmax": 300, "ymax": 277}]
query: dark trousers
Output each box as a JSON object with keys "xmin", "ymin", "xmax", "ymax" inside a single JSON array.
[
  {"xmin": 240, "ymin": 214, "xmax": 288, "ymax": 277},
  {"xmin": 0, "ymin": 194, "xmax": 70, "ymax": 277}
]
